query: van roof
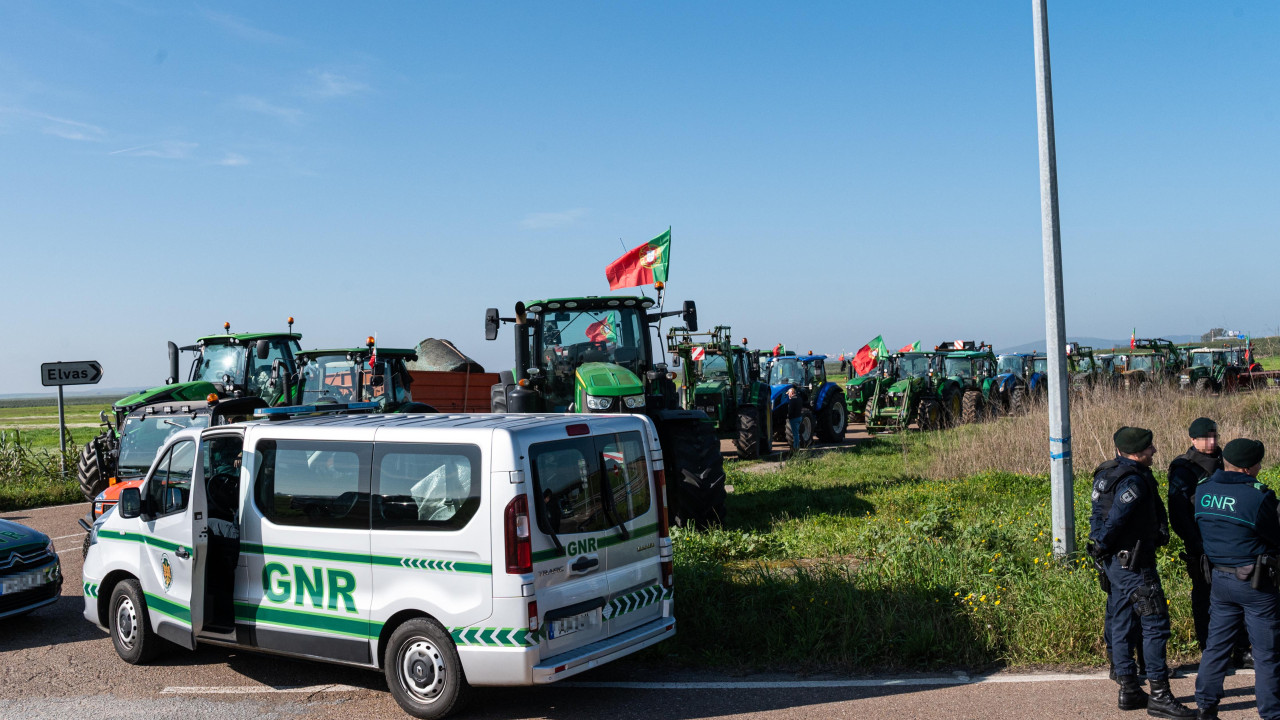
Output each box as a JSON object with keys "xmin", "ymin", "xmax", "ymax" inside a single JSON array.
[{"xmin": 247, "ymin": 412, "xmax": 647, "ymax": 432}]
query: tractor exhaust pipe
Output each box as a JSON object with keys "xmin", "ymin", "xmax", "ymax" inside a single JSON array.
[{"xmin": 167, "ymin": 342, "xmax": 179, "ymax": 385}]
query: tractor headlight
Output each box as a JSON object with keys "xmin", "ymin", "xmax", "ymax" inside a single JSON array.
[
  {"xmin": 623, "ymin": 395, "xmax": 646, "ymax": 409},
  {"xmin": 585, "ymin": 395, "xmax": 613, "ymax": 411}
]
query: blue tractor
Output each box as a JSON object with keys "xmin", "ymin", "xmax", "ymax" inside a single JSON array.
[
  {"xmin": 764, "ymin": 352, "xmax": 848, "ymax": 448},
  {"xmin": 993, "ymin": 352, "xmax": 1048, "ymax": 414}
]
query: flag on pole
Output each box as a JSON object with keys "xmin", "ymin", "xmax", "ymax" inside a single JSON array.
[
  {"xmin": 853, "ymin": 336, "xmax": 888, "ymax": 376},
  {"xmin": 773, "ymin": 343, "xmax": 784, "ymax": 357},
  {"xmin": 899, "ymin": 341, "xmax": 921, "ymax": 353},
  {"xmin": 605, "ymin": 228, "xmax": 671, "ymax": 290},
  {"xmin": 1130, "ymin": 328, "xmax": 1136, "ymax": 349},
  {"xmin": 585, "ymin": 314, "xmax": 617, "ymax": 343}
]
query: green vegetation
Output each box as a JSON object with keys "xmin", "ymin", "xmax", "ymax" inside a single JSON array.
[
  {"xmin": 665, "ymin": 440, "xmax": 1236, "ymax": 671},
  {"xmin": 0, "ymin": 431, "xmax": 81, "ymax": 511}
]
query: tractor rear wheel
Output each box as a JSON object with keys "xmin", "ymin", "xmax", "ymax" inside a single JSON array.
[
  {"xmin": 77, "ymin": 432, "xmax": 111, "ymax": 501},
  {"xmin": 662, "ymin": 420, "xmax": 727, "ymax": 528},
  {"xmin": 785, "ymin": 408, "xmax": 816, "ymax": 449},
  {"xmin": 943, "ymin": 392, "xmax": 962, "ymax": 428},
  {"xmin": 960, "ymin": 390, "xmax": 982, "ymax": 424},
  {"xmin": 817, "ymin": 395, "xmax": 848, "ymax": 443},
  {"xmin": 917, "ymin": 398, "xmax": 942, "ymax": 431},
  {"xmin": 734, "ymin": 406, "xmax": 761, "ymax": 460}
]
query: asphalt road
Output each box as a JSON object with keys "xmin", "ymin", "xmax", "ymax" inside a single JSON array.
[{"xmin": 2, "ymin": 503, "xmax": 1270, "ymax": 720}]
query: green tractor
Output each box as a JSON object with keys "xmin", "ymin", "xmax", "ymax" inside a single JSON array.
[
  {"xmin": 295, "ymin": 339, "xmax": 437, "ymax": 413},
  {"xmin": 76, "ymin": 322, "xmax": 303, "ymax": 500},
  {"xmin": 844, "ymin": 358, "xmax": 889, "ymax": 424},
  {"xmin": 1119, "ymin": 338, "xmax": 1184, "ymax": 392},
  {"xmin": 1179, "ymin": 343, "xmax": 1252, "ymax": 394},
  {"xmin": 667, "ymin": 325, "xmax": 772, "ymax": 460},
  {"xmin": 864, "ymin": 351, "xmax": 946, "ymax": 433},
  {"xmin": 934, "ymin": 341, "xmax": 1001, "ymax": 424},
  {"xmin": 484, "ymin": 295, "xmax": 727, "ymax": 526}
]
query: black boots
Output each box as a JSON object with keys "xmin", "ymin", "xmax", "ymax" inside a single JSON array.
[
  {"xmin": 1146, "ymin": 678, "xmax": 1197, "ymax": 719},
  {"xmin": 1118, "ymin": 675, "xmax": 1149, "ymax": 710}
]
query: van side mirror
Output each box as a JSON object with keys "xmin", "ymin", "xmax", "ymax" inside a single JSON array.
[
  {"xmin": 118, "ymin": 488, "xmax": 142, "ymax": 519},
  {"xmin": 682, "ymin": 300, "xmax": 698, "ymax": 332},
  {"xmin": 256, "ymin": 339, "xmax": 271, "ymax": 360},
  {"xmin": 485, "ymin": 308, "xmax": 500, "ymax": 341}
]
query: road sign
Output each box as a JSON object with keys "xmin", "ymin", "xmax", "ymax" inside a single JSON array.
[{"xmin": 40, "ymin": 361, "xmax": 102, "ymax": 387}]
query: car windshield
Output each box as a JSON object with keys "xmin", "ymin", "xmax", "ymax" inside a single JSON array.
[
  {"xmin": 1191, "ymin": 353, "xmax": 1216, "ymax": 368},
  {"xmin": 769, "ymin": 358, "xmax": 808, "ymax": 385},
  {"xmin": 117, "ymin": 413, "xmax": 210, "ymax": 477},
  {"xmin": 1033, "ymin": 358, "xmax": 1048, "ymax": 373},
  {"xmin": 1129, "ymin": 355, "xmax": 1155, "ymax": 372},
  {"xmin": 998, "ymin": 356, "xmax": 1024, "ymax": 375},
  {"xmin": 944, "ymin": 357, "xmax": 975, "ymax": 379},
  {"xmin": 899, "ymin": 355, "xmax": 932, "ymax": 378},
  {"xmin": 193, "ymin": 343, "xmax": 246, "ymax": 386}
]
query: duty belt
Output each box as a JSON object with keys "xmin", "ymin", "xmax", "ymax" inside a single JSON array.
[{"xmin": 1214, "ymin": 564, "xmax": 1255, "ymax": 581}]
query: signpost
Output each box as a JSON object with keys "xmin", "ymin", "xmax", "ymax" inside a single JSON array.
[{"xmin": 40, "ymin": 360, "xmax": 103, "ymax": 473}]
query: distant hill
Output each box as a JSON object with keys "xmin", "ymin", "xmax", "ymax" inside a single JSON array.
[{"xmin": 997, "ymin": 335, "xmax": 1202, "ymax": 355}]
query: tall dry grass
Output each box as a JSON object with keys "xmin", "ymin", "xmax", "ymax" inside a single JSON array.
[{"xmin": 907, "ymin": 385, "xmax": 1280, "ymax": 480}]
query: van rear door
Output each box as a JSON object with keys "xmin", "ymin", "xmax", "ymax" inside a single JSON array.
[{"xmin": 597, "ymin": 429, "xmax": 666, "ymax": 634}]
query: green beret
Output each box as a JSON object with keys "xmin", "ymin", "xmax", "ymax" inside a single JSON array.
[
  {"xmin": 1223, "ymin": 438, "xmax": 1265, "ymax": 469},
  {"xmin": 1188, "ymin": 417, "xmax": 1218, "ymax": 438},
  {"xmin": 1114, "ymin": 426, "xmax": 1154, "ymax": 454}
]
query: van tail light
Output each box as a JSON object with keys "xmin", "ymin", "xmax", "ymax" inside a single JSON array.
[
  {"xmin": 505, "ymin": 495, "xmax": 532, "ymax": 574},
  {"xmin": 654, "ymin": 469, "xmax": 674, "ymax": 589},
  {"xmin": 528, "ymin": 600, "xmax": 539, "ymax": 633}
]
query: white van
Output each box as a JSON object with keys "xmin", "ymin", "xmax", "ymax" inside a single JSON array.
[{"xmin": 81, "ymin": 413, "xmax": 675, "ymax": 719}]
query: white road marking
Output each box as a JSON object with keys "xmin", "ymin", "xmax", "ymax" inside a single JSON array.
[
  {"xmin": 161, "ymin": 684, "xmax": 363, "ymax": 695},
  {"xmin": 50, "ymin": 533, "xmax": 83, "ymax": 540}
]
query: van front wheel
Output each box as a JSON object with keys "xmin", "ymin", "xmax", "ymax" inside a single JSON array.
[{"xmin": 385, "ymin": 618, "xmax": 471, "ymax": 720}]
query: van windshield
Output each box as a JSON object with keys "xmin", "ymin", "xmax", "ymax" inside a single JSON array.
[
  {"xmin": 118, "ymin": 413, "xmax": 211, "ymax": 478},
  {"xmin": 529, "ymin": 431, "xmax": 650, "ymax": 536}
]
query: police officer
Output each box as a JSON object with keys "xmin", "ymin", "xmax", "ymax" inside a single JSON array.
[
  {"xmin": 1167, "ymin": 417, "xmax": 1224, "ymax": 650},
  {"xmin": 1090, "ymin": 426, "xmax": 1196, "ymax": 718},
  {"xmin": 1194, "ymin": 439, "xmax": 1280, "ymax": 720}
]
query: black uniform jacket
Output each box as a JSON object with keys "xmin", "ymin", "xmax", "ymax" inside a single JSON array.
[
  {"xmin": 1194, "ymin": 469, "xmax": 1280, "ymax": 568},
  {"xmin": 1089, "ymin": 456, "xmax": 1169, "ymax": 561},
  {"xmin": 1168, "ymin": 447, "xmax": 1223, "ymax": 556}
]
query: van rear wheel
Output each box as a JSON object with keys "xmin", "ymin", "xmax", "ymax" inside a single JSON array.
[{"xmin": 385, "ymin": 617, "xmax": 471, "ymax": 720}]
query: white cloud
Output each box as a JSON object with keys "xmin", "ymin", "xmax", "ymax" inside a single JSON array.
[
  {"xmin": 109, "ymin": 141, "xmax": 198, "ymax": 160},
  {"xmin": 199, "ymin": 8, "xmax": 292, "ymax": 45},
  {"xmin": 233, "ymin": 95, "xmax": 303, "ymax": 123},
  {"xmin": 216, "ymin": 153, "xmax": 250, "ymax": 166},
  {"xmin": 520, "ymin": 208, "xmax": 589, "ymax": 230},
  {"xmin": 0, "ymin": 108, "xmax": 107, "ymax": 141},
  {"xmin": 305, "ymin": 71, "xmax": 369, "ymax": 99}
]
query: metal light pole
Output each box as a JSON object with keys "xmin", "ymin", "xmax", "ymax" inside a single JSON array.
[{"xmin": 1032, "ymin": 0, "xmax": 1075, "ymax": 557}]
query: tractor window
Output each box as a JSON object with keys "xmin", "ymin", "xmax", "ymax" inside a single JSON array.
[
  {"xmin": 899, "ymin": 355, "xmax": 932, "ymax": 379},
  {"xmin": 769, "ymin": 358, "xmax": 803, "ymax": 385},
  {"xmin": 734, "ymin": 352, "xmax": 750, "ymax": 384},
  {"xmin": 300, "ymin": 356, "xmax": 366, "ymax": 404},
  {"xmin": 997, "ymin": 356, "xmax": 1023, "ymax": 375},
  {"xmin": 535, "ymin": 308, "xmax": 645, "ymax": 375},
  {"xmin": 195, "ymin": 344, "xmax": 247, "ymax": 386},
  {"xmin": 1129, "ymin": 356, "xmax": 1154, "ymax": 372},
  {"xmin": 1191, "ymin": 353, "xmax": 1214, "ymax": 368},
  {"xmin": 1074, "ymin": 357, "xmax": 1095, "ymax": 372},
  {"xmin": 944, "ymin": 358, "xmax": 975, "ymax": 379},
  {"xmin": 246, "ymin": 340, "xmax": 296, "ymax": 400},
  {"xmin": 1032, "ymin": 358, "xmax": 1048, "ymax": 374},
  {"xmin": 700, "ymin": 354, "xmax": 729, "ymax": 378}
]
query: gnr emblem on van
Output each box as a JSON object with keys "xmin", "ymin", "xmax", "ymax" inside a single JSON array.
[
  {"xmin": 566, "ymin": 538, "xmax": 599, "ymax": 556},
  {"xmin": 161, "ymin": 556, "xmax": 173, "ymax": 591}
]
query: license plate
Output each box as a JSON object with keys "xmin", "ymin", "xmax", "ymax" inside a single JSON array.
[
  {"xmin": 549, "ymin": 609, "xmax": 597, "ymax": 639},
  {"xmin": 0, "ymin": 567, "xmax": 54, "ymax": 595}
]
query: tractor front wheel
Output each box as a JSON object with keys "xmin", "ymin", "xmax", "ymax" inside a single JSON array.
[
  {"xmin": 817, "ymin": 396, "xmax": 848, "ymax": 443},
  {"xmin": 943, "ymin": 392, "xmax": 962, "ymax": 428},
  {"xmin": 663, "ymin": 420, "xmax": 727, "ymax": 528},
  {"xmin": 734, "ymin": 405, "xmax": 761, "ymax": 460},
  {"xmin": 917, "ymin": 398, "xmax": 942, "ymax": 431},
  {"xmin": 1193, "ymin": 378, "xmax": 1212, "ymax": 395},
  {"xmin": 78, "ymin": 432, "xmax": 111, "ymax": 501},
  {"xmin": 960, "ymin": 390, "xmax": 983, "ymax": 424},
  {"xmin": 1010, "ymin": 387, "xmax": 1027, "ymax": 415}
]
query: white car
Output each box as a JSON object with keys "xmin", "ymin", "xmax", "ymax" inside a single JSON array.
[{"xmin": 82, "ymin": 412, "xmax": 675, "ymax": 719}]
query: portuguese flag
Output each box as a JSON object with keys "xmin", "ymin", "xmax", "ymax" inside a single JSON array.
[
  {"xmin": 899, "ymin": 341, "xmax": 921, "ymax": 353},
  {"xmin": 606, "ymin": 228, "xmax": 670, "ymax": 290},
  {"xmin": 853, "ymin": 336, "xmax": 888, "ymax": 376},
  {"xmin": 585, "ymin": 313, "xmax": 617, "ymax": 343}
]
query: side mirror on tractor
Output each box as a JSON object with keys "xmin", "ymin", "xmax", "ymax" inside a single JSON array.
[
  {"xmin": 683, "ymin": 300, "xmax": 698, "ymax": 333},
  {"xmin": 256, "ymin": 339, "xmax": 271, "ymax": 360},
  {"xmin": 167, "ymin": 341, "xmax": 180, "ymax": 385},
  {"xmin": 484, "ymin": 308, "xmax": 500, "ymax": 341},
  {"xmin": 118, "ymin": 487, "xmax": 142, "ymax": 519}
]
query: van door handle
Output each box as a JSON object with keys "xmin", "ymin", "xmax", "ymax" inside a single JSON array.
[
  {"xmin": 571, "ymin": 556, "xmax": 599, "ymax": 572},
  {"xmin": 175, "ymin": 547, "xmax": 190, "ymax": 559}
]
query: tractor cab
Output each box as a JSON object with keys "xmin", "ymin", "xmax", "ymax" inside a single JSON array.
[
  {"xmin": 933, "ymin": 341, "xmax": 1000, "ymax": 423},
  {"xmin": 1121, "ymin": 339, "xmax": 1181, "ymax": 390},
  {"xmin": 864, "ymin": 352, "xmax": 945, "ymax": 433},
  {"xmin": 295, "ymin": 341, "xmax": 429, "ymax": 413},
  {"xmin": 667, "ymin": 325, "xmax": 772, "ymax": 459},
  {"xmin": 1180, "ymin": 344, "xmax": 1252, "ymax": 393},
  {"xmin": 765, "ymin": 352, "xmax": 847, "ymax": 446}
]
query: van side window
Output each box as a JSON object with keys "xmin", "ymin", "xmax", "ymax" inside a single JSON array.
[
  {"xmin": 253, "ymin": 439, "xmax": 371, "ymax": 530},
  {"xmin": 372, "ymin": 443, "xmax": 481, "ymax": 530},
  {"xmin": 145, "ymin": 440, "xmax": 195, "ymax": 516},
  {"xmin": 529, "ymin": 431, "xmax": 651, "ymax": 535}
]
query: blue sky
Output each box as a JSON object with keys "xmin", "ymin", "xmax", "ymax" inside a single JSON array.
[{"xmin": 2, "ymin": 2, "xmax": 1277, "ymax": 393}]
